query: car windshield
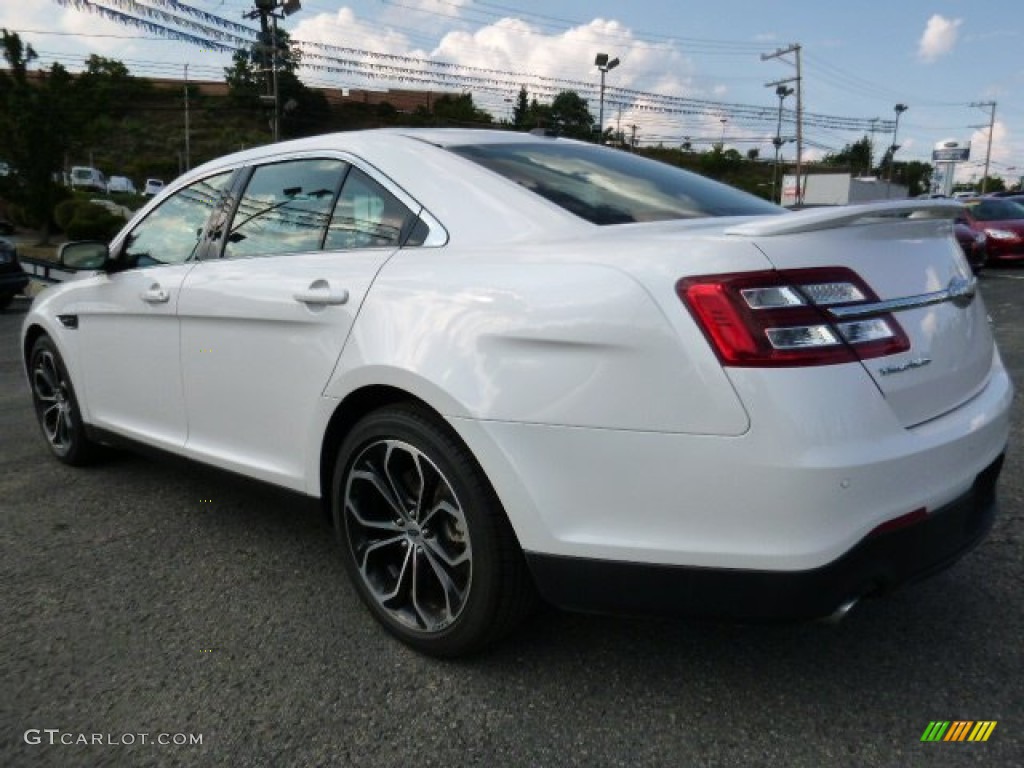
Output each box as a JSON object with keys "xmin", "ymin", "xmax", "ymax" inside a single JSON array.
[
  {"xmin": 448, "ymin": 141, "xmax": 781, "ymax": 225},
  {"xmin": 964, "ymin": 199, "xmax": 1024, "ymax": 221}
]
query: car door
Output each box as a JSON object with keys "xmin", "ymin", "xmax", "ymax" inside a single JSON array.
[
  {"xmin": 74, "ymin": 171, "xmax": 233, "ymax": 450},
  {"xmin": 178, "ymin": 157, "xmax": 423, "ymax": 490}
]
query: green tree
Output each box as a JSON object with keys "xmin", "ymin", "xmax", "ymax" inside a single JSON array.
[
  {"xmin": 224, "ymin": 27, "xmax": 327, "ymax": 138},
  {"xmin": 512, "ymin": 86, "xmax": 530, "ymax": 129},
  {"xmin": 823, "ymin": 136, "xmax": 873, "ymax": 175},
  {"xmin": 432, "ymin": 93, "xmax": 492, "ymax": 125},
  {"xmin": 0, "ymin": 30, "xmax": 76, "ymax": 242},
  {"xmin": 77, "ymin": 55, "xmax": 146, "ymax": 115},
  {"xmin": 548, "ymin": 90, "xmax": 595, "ymax": 140},
  {"xmin": 980, "ymin": 175, "xmax": 1005, "ymax": 193},
  {"xmin": 900, "ymin": 160, "xmax": 933, "ymax": 197}
]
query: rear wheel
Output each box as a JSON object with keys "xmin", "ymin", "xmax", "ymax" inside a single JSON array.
[
  {"xmin": 332, "ymin": 404, "xmax": 534, "ymax": 657},
  {"xmin": 29, "ymin": 335, "xmax": 98, "ymax": 465}
]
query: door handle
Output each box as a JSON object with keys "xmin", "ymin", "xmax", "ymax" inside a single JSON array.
[
  {"xmin": 294, "ymin": 279, "xmax": 349, "ymax": 306},
  {"xmin": 141, "ymin": 284, "xmax": 170, "ymax": 304}
]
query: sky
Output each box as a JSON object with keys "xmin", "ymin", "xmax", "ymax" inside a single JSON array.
[{"xmin": 1, "ymin": 0, "xmax": 1021, "ymax": 184}]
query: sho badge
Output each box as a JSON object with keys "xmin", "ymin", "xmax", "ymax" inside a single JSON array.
[{"xmin": 879, "ymin": 357, "xmax": 932, "ymax": 376}]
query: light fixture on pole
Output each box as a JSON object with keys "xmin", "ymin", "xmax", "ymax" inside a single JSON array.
[
  {"xmin": 886, "ymin": 103, "xmax": 908, "ymax": 198},
  {"xmin": 772, "ymin": 85, "xmax": 793, "ymax": 204},
  {"xmin": 594, "ymin": 53, "xmax": 619, "ymax": 143},
  {"xmin": 719, "ymin": 117, "xmax": 728, "ymax": 148}
]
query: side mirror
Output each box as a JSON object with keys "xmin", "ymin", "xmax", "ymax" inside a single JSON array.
[{"xmin": 59, "ymin": 241, "xmax": 110, "ymax": 271}]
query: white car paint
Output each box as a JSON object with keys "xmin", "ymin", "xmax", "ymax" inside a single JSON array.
[{"xmin": 23, "ymin": 129, "xmax": 1013, "ymax": 616}]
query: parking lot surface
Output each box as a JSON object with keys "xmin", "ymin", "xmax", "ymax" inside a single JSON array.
[{"xmin": 1, "ymin": 274, "xmax": 1022, "ymax": 767}]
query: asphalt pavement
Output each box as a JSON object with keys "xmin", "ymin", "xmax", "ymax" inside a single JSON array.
[{"xmin": 1, "ymin": 274, "xmax": 1022, "ymax": 767}]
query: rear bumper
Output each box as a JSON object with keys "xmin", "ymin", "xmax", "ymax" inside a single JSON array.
[{"xmin": 526, "ymin": 454, "xmax": 1002, "ymax": 620}]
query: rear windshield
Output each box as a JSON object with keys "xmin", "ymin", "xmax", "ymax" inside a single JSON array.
[
  {"xmin": 964, "ymin": 198, "xmax": 1024, "ymax": 222},
  {"xmin": 448, "ymin": 141, "xmax": 780, "ymax": 225}
]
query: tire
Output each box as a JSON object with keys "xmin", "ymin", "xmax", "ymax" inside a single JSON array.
[
  {"xmin": 28, "ymin": 335, "xmax": 99, "ymax": 465},
  {"xmin": 332, "ymin": 404, "xmax": 535, "ymax": 657}
]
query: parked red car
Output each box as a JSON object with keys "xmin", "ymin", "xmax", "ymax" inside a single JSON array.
[
  {"xmin": 959, "ymin": 198, "xmax": 1024, "ymax": 264},
  {"xmin": 954, "ymin": 220, "xmax": 987, "ymax": 273}
]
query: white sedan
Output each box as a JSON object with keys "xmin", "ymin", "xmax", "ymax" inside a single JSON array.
[{"xmin": 22, "ymin": 129, "xmax": 1012, "ymax": 656}]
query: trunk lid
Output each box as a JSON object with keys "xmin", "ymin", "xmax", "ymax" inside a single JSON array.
[{"xmin": 727, "ymin": 200, "xmax": 994, "ymax": 427}]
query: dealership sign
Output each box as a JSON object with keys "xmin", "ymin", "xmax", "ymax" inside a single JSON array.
[{"xmin": 932, "ymin": 141, "xmax": 970, "ymax": 163}]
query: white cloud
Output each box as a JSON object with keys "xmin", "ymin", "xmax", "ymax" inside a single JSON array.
[
  {"xmin": 291, "ymin": 8, "xmax": 416, "ymax": 57},
  {"xmin": 407, "ymin": 0, "xmax": 472, "ymax": 14},
  {"xmin": 918, "ymin": 15, "xmax": 962, "ymax": 62},
  {"xmin": 954, "ymin": 121, "xmax": 1010, "ymax": 183},
  {"xmin": 429, "ymin": 16, "xmax": 700, "ymax": 129},
  {"xmin": 0, "ymin": 5, "xmax": 132, "ymax": 66}
]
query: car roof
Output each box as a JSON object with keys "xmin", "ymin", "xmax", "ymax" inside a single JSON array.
[{"xmin": 170, "ymin": 129, "xmax": 590, "ymax": 244}]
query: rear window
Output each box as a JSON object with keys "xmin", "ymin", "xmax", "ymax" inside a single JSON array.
[
  {"xmin": 964, "ymin": 199, "xmax": 1024, "ymax": 221},
  {"xmin": 448, "ymin": 141, "xmax": 780, "ymax": 225}
]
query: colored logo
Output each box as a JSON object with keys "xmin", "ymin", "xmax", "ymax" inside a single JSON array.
[{"xmin": 921, "ymin": 721, "xmax": 997, "ymax": 742}]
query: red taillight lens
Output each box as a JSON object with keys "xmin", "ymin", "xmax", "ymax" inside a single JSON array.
[{"xmin": 677, "ymin": 268, "xmax": 909, "ymax": 367}]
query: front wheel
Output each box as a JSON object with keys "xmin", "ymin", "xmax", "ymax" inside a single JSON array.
[
  {"xmin": 332, "ymin": 405, "xmax": 535, "ymax": 657},
  {"xmin": 29, "ymin": 335, "xmax": 98, "ymax": 465}
]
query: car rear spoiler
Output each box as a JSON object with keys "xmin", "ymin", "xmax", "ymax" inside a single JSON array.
[{"xmin": 724, "ymin": 199, "xmax": 965, "ymax": 237}]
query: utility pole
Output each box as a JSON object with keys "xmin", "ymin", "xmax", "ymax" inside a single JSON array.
[
  {"xmin": 762, "ymin": 44, "xmax": 802, "ymax": 204},
  {"xmin": 244, "ymin": 0, "xmax": 302, "ymax": 143},
  {"xmin": 630, "ymin": 124, "xmax": 637, "ymax": 152},
  {"xmin": 184, "ymin": 64, "xmax": 191, "ymax": 172},
  {"xmin": 867, "ymin": 117, "xmax": 880, "ymax": 174},
  {"xmin": 969, "ymin": 101, "xmax": 997, "ymax": 194}
]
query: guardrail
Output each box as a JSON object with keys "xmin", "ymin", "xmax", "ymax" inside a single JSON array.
[{"xmin": 19, "ymin": 256, "xmax": 74, "ymax": 284}]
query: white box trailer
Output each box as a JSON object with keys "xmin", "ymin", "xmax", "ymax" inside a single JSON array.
[{"xmin": 782, "ymin": 173, "xmax": 908, "ymax": 207}]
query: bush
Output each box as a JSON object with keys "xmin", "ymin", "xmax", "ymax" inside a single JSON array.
[
  {"xmin": 53, "ymin": 199, "xmax": 124, "ymax": 241},
  {"xmin": 54, "ymin": 199, "xmax": 79, "ymax": 231},
  {"xmin": 65, "ymin": 202, "xmax": 122, "ymax": 242}
]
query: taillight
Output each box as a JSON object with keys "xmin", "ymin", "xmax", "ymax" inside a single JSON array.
[{"xmin": 677, "ymin": 268, "xmax": 909, "ymax": 367}]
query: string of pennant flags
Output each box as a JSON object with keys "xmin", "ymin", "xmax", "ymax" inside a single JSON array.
[{"xmin": 51, "ymin": 0, "xmax": 895, "ymax": 133}]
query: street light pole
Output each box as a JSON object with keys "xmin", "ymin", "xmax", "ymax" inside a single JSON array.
[
  {"xmin": 886, "ymin": 103, "xmax": 908, "ymax": 198},
  {"xmin": 245, "ymin": 0, "xmax": 301, "ymax": 142},
  {"xmin": 183, "ymin": 64, "xmax": 190, "ymax": 172},
  {"xmin": 270, "ymin": 12, "xmax": 280, "ymax": 142},
  {"xmin": 594, "ymin": 53, "xmax": 619, "ymax": 143},
  {"xmin": 772, "ymin": 85, "xmax": 793, "ymax": 205}
]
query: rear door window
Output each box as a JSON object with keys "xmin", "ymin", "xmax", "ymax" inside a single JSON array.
[
  {"xmin": 325, "ymin": 167, "xmax": 420, "ymax": 250},
  {"xmin": 224, "ymin": 159, "xmax": 348, "ymax": 259}
]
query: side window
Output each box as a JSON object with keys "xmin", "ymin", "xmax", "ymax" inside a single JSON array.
[
  {"xmin": 224, "ymin": 159, "xmax": 347, "ymax": 259},
  {"xmin": 326, "ymin": 167, "xmax": 418, "ymax": 250},
  {"xmin": 122, "ymin": 172, "xmax": 232, "ymax": 268}
]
